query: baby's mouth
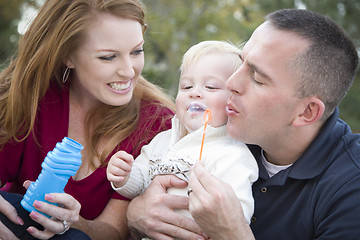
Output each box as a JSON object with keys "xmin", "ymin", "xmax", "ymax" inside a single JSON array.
[{"xmin": 187, "ymin": 102, "xmax": 208, "ymax": 114}]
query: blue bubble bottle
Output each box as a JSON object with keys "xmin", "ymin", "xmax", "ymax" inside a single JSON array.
[{"xmin": 21, "ymin": 137, "xmax": 83, "ymax": 217}]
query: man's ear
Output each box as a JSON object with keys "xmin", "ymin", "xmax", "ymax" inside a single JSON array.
[{"xmin": 292, "ymin": 97, "xmax": 325, "ymax": 127}]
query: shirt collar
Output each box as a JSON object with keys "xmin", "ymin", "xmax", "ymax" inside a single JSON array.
[
  {"xmin": 250, "ymin": 107, "xmax": 351, "ymax": 182},
  {"xmin": 288, "ymin": 107, "xmax": 345, "ymax": 179}
]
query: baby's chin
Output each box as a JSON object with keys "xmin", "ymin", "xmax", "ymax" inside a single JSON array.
[
  {"xmin": 185, "ymin": 120, "xmax": 227, "ymax": 132},
  {"xmin": 184, "ymin": 122, "xmax": 203, "ymax": 133}
]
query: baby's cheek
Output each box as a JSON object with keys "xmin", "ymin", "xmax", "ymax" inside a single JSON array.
[{"xmin": 210, "ymin": 114, "xmax": 228, "ymax": 128}]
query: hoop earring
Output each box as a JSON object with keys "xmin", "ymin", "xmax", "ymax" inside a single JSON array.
[{"xmin": 62, "ymin": 67, "xmax": 71, "ymax": 83}]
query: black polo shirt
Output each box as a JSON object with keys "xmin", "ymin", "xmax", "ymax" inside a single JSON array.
[{"xmin": 249, "ymin": 108, "xmax": 360, "ymax": 240}]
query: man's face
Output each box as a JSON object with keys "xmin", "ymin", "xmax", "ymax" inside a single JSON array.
[{"xmin": 226, "ymin": 22, "xmax": 311, "ymax": 149}]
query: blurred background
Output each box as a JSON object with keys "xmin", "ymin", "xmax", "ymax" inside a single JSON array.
[{"xmin": 1, "ymin": 0, "xmax": 359, "ymax": 132}]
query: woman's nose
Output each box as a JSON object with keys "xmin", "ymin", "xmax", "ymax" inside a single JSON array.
[{"xmin": 117, "ymin": 57, "xmax": 135, "ymax": 78}]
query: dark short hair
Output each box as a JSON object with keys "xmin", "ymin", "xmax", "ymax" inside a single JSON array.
[{"xmin": 266, "ymin": 9, "xmax": 359, "ymax": 119}]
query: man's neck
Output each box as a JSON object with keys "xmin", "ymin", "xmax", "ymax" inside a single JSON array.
[{"xmin": 262, "ymin": 124, "xmax": 323, "ymax": 166}]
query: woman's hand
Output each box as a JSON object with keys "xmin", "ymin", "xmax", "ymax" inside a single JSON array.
[
  {"xmin": 127, "ymin": 175, "xmax": 207, "ymax": 240},
  {"xmin": 0, "ymin": 194, "xmax": 23, "ymax": 240},
  {"xmin": 23, "ymin": 181, "xmax": 81, "ymax": 239},
  {"xmin": 188, "ymin": 162, "xmax": 255, "ymax": 240}
]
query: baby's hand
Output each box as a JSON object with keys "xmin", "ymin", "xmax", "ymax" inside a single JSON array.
[{"xmin": 106, "ymin": 151, "xmax": 134, "ymax": 188}]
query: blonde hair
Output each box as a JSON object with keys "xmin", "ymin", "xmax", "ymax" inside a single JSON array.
[
  {"xmin": 180, "ymin": 40, "xmax": 242, "ymax": 74},
  {"xmin": 0, "ymin": 0, "xmax": 174, "ymax": 167}
]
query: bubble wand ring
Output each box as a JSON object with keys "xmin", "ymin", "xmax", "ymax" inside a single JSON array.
[{"xmin": 199, "ymin": 109, "xmax": 211, "ymax": 161}]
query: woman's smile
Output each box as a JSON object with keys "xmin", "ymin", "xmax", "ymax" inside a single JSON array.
[{"xmin": 107, "ymin": 80, "xmax": 132, "ymax": 93}]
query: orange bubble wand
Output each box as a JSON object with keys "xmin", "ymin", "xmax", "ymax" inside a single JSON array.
[{"xmin": 199, "ymin": 109, "xmax": 211, "ymax": 161}]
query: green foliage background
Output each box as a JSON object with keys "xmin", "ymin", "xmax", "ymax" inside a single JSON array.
[{"xmin": 0, "ymin": 0, "xmax": 359, "ymax": 132}]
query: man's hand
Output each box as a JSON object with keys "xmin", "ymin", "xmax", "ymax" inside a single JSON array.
[
  {"xmin": 127, "ymin": 174, "xmax": 207, "ymax": 240},
  {"xmin": 188, "ymin": 162, "xmax": 255, "ymax": 240}
]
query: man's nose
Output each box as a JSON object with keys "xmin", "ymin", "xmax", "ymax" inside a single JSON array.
[{"xmin": 226, "ymin": 67, "xmax": 246, "ymax": 95}]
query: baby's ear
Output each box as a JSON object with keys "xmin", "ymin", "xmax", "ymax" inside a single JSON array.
[{"xmin": 292, "ymin": 97, "xmax": 325, "ymax": 127}]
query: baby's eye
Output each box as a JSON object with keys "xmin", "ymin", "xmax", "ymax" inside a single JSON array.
[
  {"xmin": 206, "ymin": 85, "xmax": 219, "ymax": 90},
  {"xmin": 182, "ymin": 85, "xmax": 193, "ymax": 90},
  {"xmin": 99, "ymin": 55, "xmax": 116, "ymax": 61}
]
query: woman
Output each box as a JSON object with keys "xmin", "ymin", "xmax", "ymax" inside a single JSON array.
[{"xmin": 0, "ymin": 0, "xmax": 174, "ymax": 239}]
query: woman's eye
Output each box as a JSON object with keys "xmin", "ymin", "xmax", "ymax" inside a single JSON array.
[
  {"xmin": 131, "ymin": 49, "xmax": 144, "ymax": 55},
  {"xmin": 99, "ymin": 55, "xmax": 116, "ymax": 61}
]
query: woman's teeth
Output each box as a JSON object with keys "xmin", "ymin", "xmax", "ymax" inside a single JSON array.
[{"xmin": 108, "ymin": 81, "xmax": 131, "ymax": 90}]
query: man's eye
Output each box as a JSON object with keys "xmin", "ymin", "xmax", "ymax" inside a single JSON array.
[
  {"xmin": 239, "ymin": 54, "xmax": 244, "ymax": 61},
  {"xmin": 251, "ymin": 71, "xmax": 264, "ymax": 85},
  {"xmin": 99, "ymin": 55, "xmax": 116, "ymax": 61},
  {"xmin": 131, "ymin": 49, "xmax": 144, "ymax": 55},
  {"xmin": 251, "ymin": 75, "xmax": 263, "ymax": 85}
]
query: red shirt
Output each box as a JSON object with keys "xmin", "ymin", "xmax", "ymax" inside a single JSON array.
[{"xmin": 0, "ymin": 82, "xmax": 173, "ymax": 219}]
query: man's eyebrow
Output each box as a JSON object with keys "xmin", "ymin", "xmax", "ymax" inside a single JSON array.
[
  {"xmin": 248, "ymin": 60, "xmax": 272, "ymax": 81},
  {"xmin": 239, "ymin": 52, "xmax": 272, "ymax": 80}
]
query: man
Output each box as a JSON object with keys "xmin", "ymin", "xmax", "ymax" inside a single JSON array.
[{"xmin": 127, "ymin": 9, "xmax": 360, "ymax": 240}]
